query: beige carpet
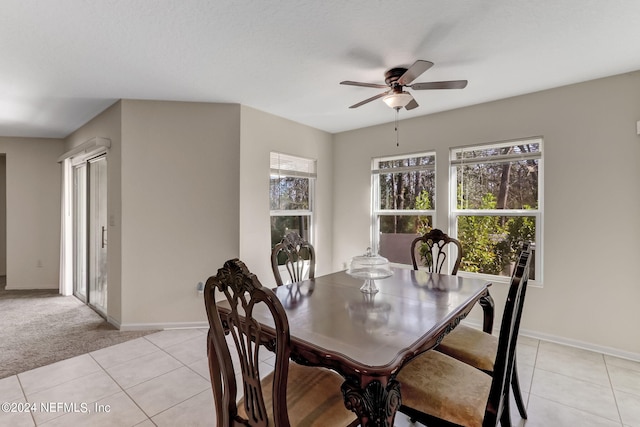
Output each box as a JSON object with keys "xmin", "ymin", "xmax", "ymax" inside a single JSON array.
[{"xmin": 0, "ymin": 287, "xmax": 157, "ymax": 379}]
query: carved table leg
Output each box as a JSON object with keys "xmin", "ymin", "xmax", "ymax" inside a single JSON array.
[
  {"xmin": 341, "ymin": 378, "xmax": 401, "ymax": 427},
  {"xmin": 479, "ymin": 291, "xmax": 495, "ymax": 334}
]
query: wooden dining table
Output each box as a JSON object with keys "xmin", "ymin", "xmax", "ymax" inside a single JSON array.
[{"xmin": 218, "ymin": 267, "xmax": 493, "ymax": 427}]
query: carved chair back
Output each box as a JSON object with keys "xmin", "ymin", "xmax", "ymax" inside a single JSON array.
[
  {"xmin": 271, "ymin": 231, "xmax": 316, "ymax": 286},
  {"xmin": 204, "ymin": 259, "xmax": 293, "ymax": 427},
  {"xmin": 410, "ymin": 228, "xmax": 463, "ymax": 274},
  {"xmin": 483, "ymin": 243, "xmax": 531, "ymax": 426}
]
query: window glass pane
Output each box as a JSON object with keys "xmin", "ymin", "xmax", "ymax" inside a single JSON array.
[
  {"xmin": 270, "ymin": 216, "xmax": 310, "ymax": 248},
  {"xmin": 377, "ymin": 152, "xmax": 435, "ymax": 210},
  {"xmin": 457, "ymin": 215, "xmax": 536, "ymax": 279},
  {"xmin": 375, "ymin": 153, "xmax": 435, "ymax": 211},
  {"xmin": 378, "ymin": 215, "xmax": 432, "ymax": 264},
  {"xmin": 457, "ymin": 159, "xmax": 539, "ymax": 210},
  {"xmin": 379, "ymin": 215, "xmax": 432, "ymax": 235},
  {"xmin": 270, "ymin": 176, "xmax": 310, "ymax": 210},
  {"xmin": 455, "ymin": 141, "xmax": 539, "ymax": 210},
  {"xmin": 378, "ymin": 171, "xmax": 435, "ymax": 210}
]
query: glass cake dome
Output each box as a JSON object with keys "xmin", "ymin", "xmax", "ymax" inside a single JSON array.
[{"xmin": 347, "ymin": 247, "xmax": 393, "ymax": 294}]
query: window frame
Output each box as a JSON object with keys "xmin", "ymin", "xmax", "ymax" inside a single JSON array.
[
  {"xmin": 449, "ymin": 137, "xmax": 543, "ymax": 285},
  {"xmin": 371, "ymin": 151, "xmax": 437, "ymax": 262},
  {"xmin": 269, "ymin": 152, "xmax": 316, "ymax": 247}
]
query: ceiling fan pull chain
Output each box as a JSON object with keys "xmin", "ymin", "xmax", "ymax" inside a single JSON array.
[{"xmin": 395, "ymin": 108, "xmax": 400, "ymax": 147}]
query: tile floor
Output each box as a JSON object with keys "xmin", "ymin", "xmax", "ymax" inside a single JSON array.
[{"xmin": 1, "ymin": 329, "xmax": 639, "ymax": 426}]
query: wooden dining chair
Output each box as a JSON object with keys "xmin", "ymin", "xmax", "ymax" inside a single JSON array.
[
  {"xmin": 397, "ymin": 245, "xmax": 532, "ymax": 427},
  {"xmin": 432, "ymin": 243, "xmax": 531, "ymax": 419},
  {"xmin": 411, "ymin": 227, "xmax": 493, "ymax": 330},
  {"xmin": 410, "ymin": 228, "xmax": 463, "ymax": 274},
  {"xmin": 204, "ymin": 258, "xmax": 357, "ymax": 427},
  {"xmin": 271, "ymin": 231, "xmax": 316, "ymax": 286}
]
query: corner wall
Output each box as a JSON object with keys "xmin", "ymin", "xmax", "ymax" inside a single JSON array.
[
  {"xmin": 119, "ymin": 100, "xmax": 241, "ymax": 327},
  {"xmin": 333, "ymin": 71, "xmax": 640, "ymax": 357},
  {"xmin": 239, "ymin": 106, "xmax": 334, "ymax": 286}
]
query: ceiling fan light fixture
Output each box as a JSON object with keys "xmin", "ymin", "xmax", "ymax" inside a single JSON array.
[{"xmin": 383, "ymin": 92, "xmax": 412, "ymax": 109}]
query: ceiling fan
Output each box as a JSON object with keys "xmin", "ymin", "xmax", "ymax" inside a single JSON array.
[{"xmin": 340, "ymin": 60, "xmax": 468, "ymax": 110}]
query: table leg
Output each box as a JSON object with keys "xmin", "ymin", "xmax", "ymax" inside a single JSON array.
[
  {"xmin": 341, "ymin": 377, "xmax": 401, "ymax": 427},
  {"xmin": 479, "ymin": 291, "xmax": 495, "ymax": 334}
]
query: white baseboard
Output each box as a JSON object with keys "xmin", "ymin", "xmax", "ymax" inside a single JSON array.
[
  {"xmin": 519, "ymin": 328, "xmax": 640, "ymax": 363},
  {"xmin": 118, "ymin": 321, "xmax": 208, "ymax": 331},
  {"xmin": 107, "ymin": 316, "xmax": 121, "ymax": 329},
  {"xmin": 462, "ymin": 319, "xmax": 640, "ymax": 363}
]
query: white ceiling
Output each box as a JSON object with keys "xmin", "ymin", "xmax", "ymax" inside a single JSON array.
[{"xmin": 2, "ymin": 0, "xmax": 640, "ymax": 138}]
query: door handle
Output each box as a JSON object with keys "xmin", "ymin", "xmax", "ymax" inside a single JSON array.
[{"xmin": 101, "ymin": 226, "xmax": 107, "ymax": 249}]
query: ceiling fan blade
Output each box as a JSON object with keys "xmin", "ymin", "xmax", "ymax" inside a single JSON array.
[
  {"xmin": 398, "ymin": 60, "xmax": 434, "ymax": 86},
  {"xmin": 405, "ymin": 97, "xmax": 419, "ymax": 110},
  {"xmin": 340, "ymin": 80, "xmax": 388, "ymax": 89},
  {"xmin": 409, "ymin": 80, "xmax": 468, "ymax": 90},
  {"xmin": 348, "ymin": 91, "xmax": 389, "ymax": 108}
]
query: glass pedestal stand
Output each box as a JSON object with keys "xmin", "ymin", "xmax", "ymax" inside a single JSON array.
[
  {"xmin": 360, "ymin": 278, "xmax": 379, "ymax": 294},
  {"xmin": 347, "ymin": 248, "xmax": 393, "ymax": 295}
]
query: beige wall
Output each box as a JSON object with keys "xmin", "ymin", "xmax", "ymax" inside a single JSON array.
[
  {"xmin": 119, "ymin": 100, "xmax": 240, "ymax": 327},
  {"xmin": 239, "ymin": 106, "xmax": 334, "ymax": 286},
  {"xmin": 333, "ymin": 71, "xmax": 640, "ymax": 357},
  {"xmin": 0, "ymin": 137, "xmax": 64, "ymax": 289}
]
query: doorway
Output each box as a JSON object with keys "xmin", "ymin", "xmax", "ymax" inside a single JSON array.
[{"xmin": 72, "ymin": 154, "xmax": 108, "ymax": 315}]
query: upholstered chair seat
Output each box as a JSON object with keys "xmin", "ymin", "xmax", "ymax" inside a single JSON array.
[
  {"xmin": 437, "ymin": 324, "xmax": 498, "ymax": 371},
  {"xmin": 397, "ymin": 350, "xmax": 492, "ymax": 427}
]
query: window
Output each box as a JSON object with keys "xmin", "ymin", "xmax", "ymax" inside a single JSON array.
[
  {"xmin": 450, "ymin": 137, "xmax": 542, "ymax": 281},
  {"xmin": 270, "ymin": 152, "xmax": 316, "ymax": 248},
  {"xmin": 372, "ymin": 152, "xmax": 436, "ymax": 264}
]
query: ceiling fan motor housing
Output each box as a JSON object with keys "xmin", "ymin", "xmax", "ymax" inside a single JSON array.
[{"xmin": 385, "ymin": 67, "xmax": 408, "ymax": 91}]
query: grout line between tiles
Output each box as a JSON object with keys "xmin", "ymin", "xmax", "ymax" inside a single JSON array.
[
  {"xmin": 148, "ymin": 388, "xmax": 211, "ymax": 425},
  {"xmin": 88, "ymin": 351, "xmax": 154, "ymax": 426},
  {"xmin": 14, "ymin": 374, "xmax": 37, "ymax": 426},
  {"xmin": 530, "ymin": 393, "xmax": 624, "ymax": 427},
  {"xmin": 523, "ymin": 338, "xmax": 540, "ymax": 412},
  {"xmin": 603, "ymin": 353, "xmax": 625, "ymax": 425},
  {"xmin": 101, "ymin": 342, "xmax": 205, "ymax": 421},
  {"xmin": 185, "ymin": 358, "xmax": 211, "ymax": 382}
]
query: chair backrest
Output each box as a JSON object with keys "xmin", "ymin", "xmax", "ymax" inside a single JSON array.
[
  {"xmin": 204, "ymin": 259, "xmax": 292, "ymax": 427},
  {"xmin": 483, "ymin": 243, "xmax": 532, "ymax": 427},
  {"xmin": 410, "ymin": 228, "xmax": 463, "ymax": 274},
  {"xmin": 271, "ymin": 231, "xmax": 316, "ymax": 286}
]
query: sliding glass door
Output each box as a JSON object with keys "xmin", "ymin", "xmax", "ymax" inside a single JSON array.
[
  {"xmin": 72, "ymin": 154, "xmax": 108, "ymax": 315},
  {"xmin": 88, "ymin": 156, "xmax": 107, "ymax": 313},
  {"xmin": 73, "ymin": 164, "xmax": 88, "ymax": 302}
]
